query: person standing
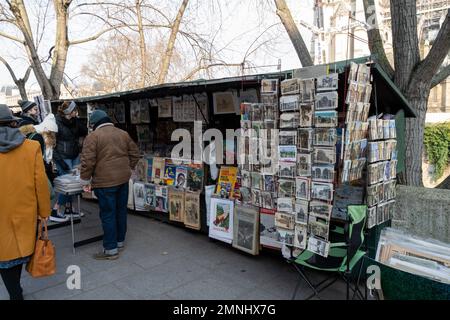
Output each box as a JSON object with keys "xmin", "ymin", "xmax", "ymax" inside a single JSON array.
[
  {"xmin": 80, "ymin": 110, "xmax": 140, "ymax": 260},
  {"xmin": 34, "ymin": 114, "xmax": 59, "ymax": 183},
  {"xmin": 17, "ymin": 100, "xmax": 45, "ymax": 156},
  {"xmin": 0, "ymin": 104, "xmax": 51, "ymax": 300},
  {"xmin": 51, "ymin": 101, "xmax": 88, "ymax": 222}
]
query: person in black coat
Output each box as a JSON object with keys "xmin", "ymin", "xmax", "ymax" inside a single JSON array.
[
  {"xmin": 17, "ymin": 100, "xmax": 45, "ymax": 156},
  {"xmin": 51, "ymin": 101, "xmax": 88, "ymax": 222}
]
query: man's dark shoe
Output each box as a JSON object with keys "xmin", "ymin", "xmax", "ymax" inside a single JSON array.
[{"xmin": 93, "ymin": 251, "xmax": 119, "ymax": 260}]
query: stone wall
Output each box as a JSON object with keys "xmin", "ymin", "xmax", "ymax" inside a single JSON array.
[{"xmin": 393, "ymin": 185, "xmax": 450, "ymax": 243}]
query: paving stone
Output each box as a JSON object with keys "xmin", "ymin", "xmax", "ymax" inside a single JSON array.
[{"xmin": 69, "ymin": 283, "xmax": 135, "ymax": 300}]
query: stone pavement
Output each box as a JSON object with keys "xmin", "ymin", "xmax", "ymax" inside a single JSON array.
[{"xmin": 0, "ymin": 200, "xmax": 350, "ymax": 300}]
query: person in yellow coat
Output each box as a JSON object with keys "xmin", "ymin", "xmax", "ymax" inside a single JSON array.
[{"xmin": 0, "ymin": 104, "xmax": 51, "ymax": 300}]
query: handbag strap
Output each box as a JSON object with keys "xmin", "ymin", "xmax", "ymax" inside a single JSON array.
[{"xmin": 38, "ymin": 219, "xmax": 49, "ymax": 240}]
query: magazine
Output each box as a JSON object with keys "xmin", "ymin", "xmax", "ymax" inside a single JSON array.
[{"xmin": 215, "ymin": 166, "xmax": 238, "ymax": 198}]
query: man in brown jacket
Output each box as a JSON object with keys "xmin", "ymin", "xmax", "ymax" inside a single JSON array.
[
  {"xmin": 80, "ymin": 110, "xmax": 140, "ymax": 260},
  {"xmin": 0, "ymin": 104, "xmax": 51, "ymax": 300}
]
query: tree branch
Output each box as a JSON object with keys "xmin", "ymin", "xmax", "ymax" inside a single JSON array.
[
  {"xmin": 0, "ymin": 30, "xmax": 24, "ymax": 43},
  {"xmin": 0, "ymin": 55, "xmax": 19, "ymax": 83},
  {"xmin": 363, "ymin": 0, "xmax": 394, "ymax": 78},
  {"xmin": 183, "ymin": 62, "xmax": 243, "ymax": 81},
  {"xmin": 412, "ymin": 10, "xmax": 450, "ymax": 87},
  {"xmin": 431, "ymin": 64, "xmax": 450, "ymax": 88}
]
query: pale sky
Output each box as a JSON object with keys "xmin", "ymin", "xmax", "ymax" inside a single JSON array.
[{"xmin": 0, "ymin": 0, "xmax": 316, "ymax": 91}]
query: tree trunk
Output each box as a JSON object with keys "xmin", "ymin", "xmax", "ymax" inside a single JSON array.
[
  {"xmin": 157, "ymin": 0, "xmax": 189, "ymax": 84},
  {"xmin": 136, "ymin": 0, "xmax": 147, "ymax": 88},
  {"xmin": 274, "ymin": 0, "xmax": 313, "ymax": 67}
]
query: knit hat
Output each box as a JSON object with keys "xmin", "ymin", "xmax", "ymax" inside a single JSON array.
[
  {"xmin": 0, "ymin": 104, "xmax": 21, "ymax": 123},
  {"xmin": 35, "ymin": 113, "xmax": 58, "ymax": 133},
  {"xmin": 19, "ymin": 100, "xmax": 37, "ymax": 113},
  {"xmin": 89, "ymin": 109, "xmax": 109, "ymax": 126},
  {"xmin": 63, "ymin": 101, "xmax": 77, "ymax": 115}
]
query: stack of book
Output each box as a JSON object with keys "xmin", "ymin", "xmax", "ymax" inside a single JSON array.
[{"xmin": 53, "ymin": 174, "xmax": 83, "ymax": 193}]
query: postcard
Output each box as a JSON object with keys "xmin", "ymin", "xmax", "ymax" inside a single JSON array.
[
  {"xmin": 281, "ymin": 78, "xmax": 300, "ymax": 95},
  {"xmin": 297, "ymin": 153, "xmax": 312, "ymax": 177},
  {"xmin": 314, "ymin": 111, "xmax": 338, "ymax": 128},
  {"xmin": 294, "ymin": 199, "xmax": 309, "ymax": 224},
  {"xmin": 279, "ymin": 130, "xmax": 297, "ymax": 146},
  {"xmin": 278, "ymin": 145, "xmax": 297, "ymax": 162},
  {"xmin": 315, "ymin": 92, "xmax": 338, "ymax": 110},
  {"xmin": 280, "ymin": 95, "xmax": 301, "ymax": 112},
  {"xmin": 279, "ymin": 161, "xmax": 297, "ymax": 178},
  {"xmin": 308, "ymin": 216, "xmax": 330, "ymax": 240},
  {"xmin": 294, "ymin": 224, "xmax": 308, "ymax": 249},
  {"xmin": 299, "ymin": 78, "xmax": 315, "ymax": 102},
  {"xmin": 311, "ymin": 181, "xmax": 334, "ymax": 202},
  {"xmin": 251, "ymin": 188, "xmax": 262, "ymax": 207},
  {"xmin": 307, "ymin": 236, "xmax": 330, "ymax": 258},
  {"xmin": 240, "ymin": 186, "xmax": 252, "ymax": 204},
  {"xmin": 314, "ymin": 128, "xmax": 337, "ymax": 146},
  {"xmin": 295, "ymin": 177, "xmax": 310, "ymax": 200},
  {"xmin": 251, "ymin": 172, "xmax": 262, "ymax": 190},
  {"xmin": 299, "ymin": 103, "xmax": 313, "ymax": 127},
  {"xmin": 275, "ymin": 211, "xmax": 295, "ymax": 230},
  {"xmin": 309, "ymin": 200, "xmax": 333, "ymax": 220},
  {"xmin": 280, "ymin": 112, "xmax": 300, "ymax": 129},
  {"xmin": 313, "ymin": 147, "xmax": 336, "ymax": 165},
  {"xmin": 261, "ymin": 191, "xmax": 275, "ymax": 210},
  {"xmin": 263, "ymin": 174, "xmax": 276, "ymax": 192},
  {"xmin": 277, "ymin": 197, "xmax": 294, "ymax": 213},
  {"xmin": 316, "ymin": 73, "xmax": 339, "ymax": 91},
  {"xmin": 311, "ymin": 165, "xmax": 335, "ymax": 182},
  {"xmin": 298, "ymin": 128, "xmax": 313, "ymax": 152},
  {"xmin": 278, "ymin": 178, "xmax": 295, "ymax": 198},
  {"xmin": 261, "ymin": 79, "xmax": 279, "ymax": 94}
]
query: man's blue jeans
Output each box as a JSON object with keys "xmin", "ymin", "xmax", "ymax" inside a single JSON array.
[{"xmin": 94, "ymin": 183, "xmax": 129, "ymax": 254}]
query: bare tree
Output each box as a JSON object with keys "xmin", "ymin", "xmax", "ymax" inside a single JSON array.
[
  {"xmin": 274, "ymin": 0, "xmax": 450, "ymax": 186},
  {"xmin": 0, "ymin": 55, "xmax": 31, "ymax": 100}
]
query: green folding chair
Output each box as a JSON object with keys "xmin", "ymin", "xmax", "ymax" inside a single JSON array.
[{"xmin": 290, "ymin": 205, "xmax": 368, "ymax": 300}]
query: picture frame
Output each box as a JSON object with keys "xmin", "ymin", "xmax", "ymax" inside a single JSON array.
[
  {"xmin": 213, "ymin": 91, "xmax": 238, "ymax": 115},
  {"xmin": 184, "ymin": 190, "xmax": 201, "ymax": 230},
  {"xmin": 209, "ymin": 197, "xmax": 234, "ymax": 244},
  {"xmin": 295, "ymin": 177, "xmax": 310, "ymax": 200},
  {"xmin": 315, "ymin": 92, "xmax": 338, "ymax": 110},
  {"xmin": 169, "ymin": 187, "xmax": 185, "ymax": 223},
  {"xmin": 158, "ymin": 97, "xmax": 173, "ymax": 118},
  {"xmin": 316, "ymin": 73, "xmax": 339, "ymax": 91},
  {"xmin": 311, "ymin": 182, "xmax": 334, "ymax": 202},
  {"xmin": 233, "ymin": 204, "xmax": 260, "ymax": 255}
]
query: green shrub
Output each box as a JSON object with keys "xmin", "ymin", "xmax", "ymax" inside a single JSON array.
[{"xmin": 424, "ymin": 122, "xmax": 450, "ymax": 180}]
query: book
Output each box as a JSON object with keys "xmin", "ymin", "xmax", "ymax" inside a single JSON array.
[{"xmin": 215, "ymin": 166, "xmax": 238, "ymax": 199}]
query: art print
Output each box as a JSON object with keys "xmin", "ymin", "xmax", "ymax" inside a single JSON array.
[
  {"xmin": 209, "ymin": 197, "xmax": 234, "ymax": 244},
  {"xmin": 169, "ymin": 188, "xmax": 185, "ymax": 222},
  {"xmin": 251, "ymin": 188, "xmax": 262, "ymax": 207},
  {"xmin": 213, "ymin": 91, "xmax": 238, "ymax": 115},
  {"xmin": 144, "ymin": 183, "xmax": 156, "ymax": 209},
  {"xmin": 154, "ymin": 185, "xmax": 168, "ymax": 213},
  {"xmin": 158, "ymin": 97, "xmax": 173, "ymax": 118},
  {"xmin": 308, "ymin": 216, "xmax": 330, "ymax": 240},
  {"xmin": 233, "ymin": 204, "xmax": 259, "ymax": 255},
  {"xmin": 133, "ymin": 182, "xmax": 146, "ymax": 211},
  {"xmin": 278, "ymin": 145, "xmax": 297, "ymax": 162},
  {"xmin": 184, "ymin": 191, "xmax": 201, "ymax": 230},
  {"xmin": 261, "ymin": 191, "xmax": 274, "ymax": 210},
  {"xmin": 263, "ymin": 174, "xmax": 276, "ymax": 192}
]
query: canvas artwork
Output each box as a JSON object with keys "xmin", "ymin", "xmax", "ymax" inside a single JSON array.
[
  {"xmin": 294, "ymin": 224, "xmax": 308, "ymax": 249},
  {"xmin": 260, "ymin": 208, "xmax": 282, "ymax": 249},
  {"xmin": 144, "ymin": 183, "xmax": 156, "ymax": 209},
  {"xmin": 294, "ymin": 199, "xmax": 309, "ymax": 224},
  {"xmin": 309, "ymin": 201, "xmax": 333, "ymax": 220},
  {"xmin": 275, "ymin": 211, "xmax": 295, "ymax": 230},
  {"xmin": 313, "ymin": 147, "xmax": 336, "ymax": 165},
  {"xmin": 130, "ymin": 100, "xmax": 141, "ymax": 124},
  {"xmin": 278, "ymin": 179, "xmax": 295, "ymax": 198},
  {"xmin": 280, "ymin": 112, "xmax": 300, "ymax": 129},
  {"xmin": 183, "ymin": 191, "xmax": 201, "ymax": 230},
  {"xmin": 299, "ymin": 103, "xmax": 313, "ymax": 127},
  {"xmin": 295, "ymin": 177, "xmax": 310, "ymax": 200},
  {"xmin": 316, "ymin": 73, "xmax": 339, "ymax": 91},
  {"xmin": 281, "ymin": 78, "xmax": 300, "ymax": 95},
  {"xmin": 158, "ymin": 97, "xmax": 173, "ymax": 118},
  {"xmin": 233, "ymin": 204, "xmax": 260, "ymax": 255},
  {"xmin": 169, "ymin": 188, "xmax": 185, "ymax": 223},
  {"xmin": 280, "ymin": 95, "xmax": 301, "ymax": 112},
  {"xmin": 311, "ymin": 181, "xmax": 334, "ymax": 202},
  {"xmin": 314, "ymin": 111, "xmax": 338, "ymax": 127},
  {"xmin": 297, "ymin": 153, "xmax": 311, "ymax": 177},
  {"xmin": 155, "ymin": 185, "xmax": 168, "ymax": 213},
  {"xmin": 315, "ymin": 92, "xmax": 338, "ymax": 110},
  {"xmin": 307, "ymin": 236, "xmax": 330, "ymax": 258},
  {"xmin": 299, "ymin": 78, "xmax": 315, "ymax": 102},
  {"xmin": 298, "ymin": 128, "xmax": 313, "ymax": 152},
  {"xmin": 213, "ymin": 91, "xmax": 238, "ymax": 115},
  {"xmin": 311, "ymin": 165, "xmax": 335, "ymax": 182},
  {"xmin": 133, "ymin": 182, "xmax": 146, "ymax": 211},
  {"xmin": 261, "ymin": 79, "xmax": 279, "ymax": 94},
  {"xmin": 277, "ymin": 197, "xmax": 294, "ymax": 213},
  {"xmin": 209, "ymin": 197, "xmax": 234, "ymax": 244}
]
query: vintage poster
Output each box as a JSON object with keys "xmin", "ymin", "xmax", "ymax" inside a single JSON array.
[
  {"xmin": 133, "ymin": 182, "xmax": 146, "ymax": 211},
  {"xmin": 164, "ymin": 159, "xmax": 177, "ymax": 186},
  {"xmin": 213, "ymin": 91, "xmax": 238, "ymax": 115},
  {"xmin": 152, "ymin": 157, "xmax": 165, "ymax": 185},
  {"xmin": 169, "ymin": 188, "xmax": 185, "ymax": 223},
  {"xmin": 175, "ymin": 166, "xmax": 188, "ymax": 188},
  {"xmin": 144, "ymin": 183, "xmax": 156, "ymax": 210},
  {"xmin": 233, "ymin": 204, "xmax": 260, "ymax": 255},
  {"xmin": 215, "ymin": 166, "xmax": 238, "ymax": 198},
  {"xmin": 154, "ymin": 185, "xmax": 168, "ymax": 213},
  {"xmin": 186, "ymin": 166, "xmax": 204, "ymax": 191},
  {"xmin": 209, "ymin": 197, "xmax": 234, "ymax": 244},
  {"xmin": 260, "ymin": 208, "xmax": 282, "ymax": 249},
  {"xmin": 184, "ymin": 191, "xmax": 201, "ymax": 230},
  {"xmin": 135, "ymin": 158, "xmax": 148, "ymax": 182}
]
